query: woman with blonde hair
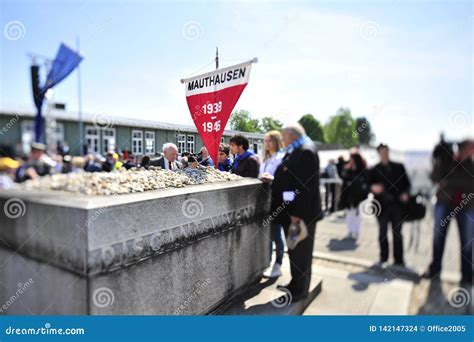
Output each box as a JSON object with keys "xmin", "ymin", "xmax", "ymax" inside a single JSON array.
[{"xmin": 259, "ymin": 130, "xmax": 285, "ymax": 278}]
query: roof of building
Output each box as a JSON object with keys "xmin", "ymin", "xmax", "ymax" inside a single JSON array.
[{"xmin": 0, "ymin": 109, "xmax": 265, "ymax": 139}]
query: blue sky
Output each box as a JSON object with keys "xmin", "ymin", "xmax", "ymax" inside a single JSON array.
[{"xmin": 1, "ymin": 0, "xmax": 472, "ymax": 150}]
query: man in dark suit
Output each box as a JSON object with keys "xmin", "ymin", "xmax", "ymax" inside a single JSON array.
[
  {"xmin": 367, "ymin": 144, "xmax": 410, "ymax": 267},
  {"xmin": 269, "ymin": 123, "xmax": 322, "ymax": 301},
  {"xmin": 150, "ymin": 143, "xmax": 183, "ymax": 170}
]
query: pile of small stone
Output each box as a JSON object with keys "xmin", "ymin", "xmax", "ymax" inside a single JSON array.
[
  {"xmin": 176, "ymin": 167, "xmax": 240, "ymax": 185},
  {"xmin": 19, "ymin": 166, "xmax": 242, "ymax": 195}
]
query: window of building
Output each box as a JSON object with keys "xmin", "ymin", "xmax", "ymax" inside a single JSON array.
[
  {"xmin": 186, "ymin": 135, "xmax": 195, "ymax": 154},
  {"xmin": 102, "ymin": 128, "xmax": 116, "ymax": 154},
  {"xmin": 132, "ymin": 130, "xmax": 143, "ymax": 155},
  {"xmin": 145, "ymin": 131, "xmax": 155, "ymax": 155},
  {"xmin": 85, "ymin": 126, "xmax": 100, "ymax": 154},
  {"xmin": 177, "ymin": 134, "xmax": 186, "ymax": 154}
]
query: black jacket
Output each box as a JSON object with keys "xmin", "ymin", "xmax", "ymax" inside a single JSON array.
[
  {"xmin": 367, "ymin": 161, "xmax": 410, "ymax": 209},
  {"xmin": 101, "ymin": 160, "xmax": 114, "ymax": 172},
  {"xmin": 150, "ymin": 157, "xmax": 183, "ymax": 170},
  {"xmin": 271, "ymin": 142, "xmax": 322, "ymax": 226},
  {"xmin": 339, "ymin": 167, "xmax": 369, "ymax": 209},
  {"xmin": 232, "ymin": 154, "xmax": 259, "ymax": 178},
  {"xmin": 433, "ymin": 158, "xmax": 474, "ymax": 209}
]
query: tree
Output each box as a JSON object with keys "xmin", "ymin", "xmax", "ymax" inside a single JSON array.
[
  {"xmin": 298, "ymin": 114, "xmax": 325, "ymax": 143},
  {"xmin": 323, "ymin": 107, "xmax": 357, "ymax": 148},
  {"xmin": 354, "ymin": 117, "xmax": 375, "ymax": 146},
  {"xmin": 260, "ymin": 116, "xmax": 283, "ymax": 132},
  {"xmin": 229, "ymin": 110, "xmax": 262, "ymax": 133}
]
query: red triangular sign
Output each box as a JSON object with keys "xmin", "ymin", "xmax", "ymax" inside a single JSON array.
[{"xmin": 183, "ymin": 60, "xmax": 254, "ymax": 164}]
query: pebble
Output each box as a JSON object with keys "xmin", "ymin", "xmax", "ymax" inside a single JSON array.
[{"xmin": 19, "ymin": 166, "xmax": 242, "ymax": 196}]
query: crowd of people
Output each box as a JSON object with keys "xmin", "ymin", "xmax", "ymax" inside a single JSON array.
[
  {"xmin": 0, "ymin": 136, "xmax": 258, "ymax": 187},
  {"xmin": 320, "ymin": 138, "xmax": 473, "ymax": 288},
  {"xmin": 0, "ymin": 126, "xmax": 472, "ymax": 300}
]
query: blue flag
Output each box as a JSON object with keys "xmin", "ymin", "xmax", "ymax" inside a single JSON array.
[{"xmin": 34, "ymin": 43, "xmax": 83, "ymax": 142}]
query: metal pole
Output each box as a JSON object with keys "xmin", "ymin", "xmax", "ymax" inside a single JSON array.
[
  {"xmin": 214, "ymin": 47, "xmax": 219, "ymax": 168},
  {"xmin": 77, "ymin": 36, "xmax": 84, "ymax": 156}
]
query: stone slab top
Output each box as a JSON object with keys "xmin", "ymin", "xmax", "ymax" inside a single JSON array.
[{"xmin": 0, "ymin": 178, "xmax": 263, "ymax": 210}]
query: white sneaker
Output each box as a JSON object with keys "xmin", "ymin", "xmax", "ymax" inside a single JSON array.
[{"xmin": 263, "ymin": 263, "xmax": 282, "ymax": 278}]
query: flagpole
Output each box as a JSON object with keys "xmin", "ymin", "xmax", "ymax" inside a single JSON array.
[
  {"xmin": 77, "ymin": 36, "xmax": 84, "ymax": 156},
  {"xmin": 214, "ymin": 47, "xmax": 219, "ymax": 168}
]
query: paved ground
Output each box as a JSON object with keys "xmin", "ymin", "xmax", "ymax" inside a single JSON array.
[
  {"xmin": 219, "ymin": 258, "xmax": 322, "ymax": 315},
  {"xmin": 306, "ymin": 258, "xmax": 470, "ymax": 315},
  {"xmin": 221, "ymin": 255, "xmax": 415, "ymax": 316},
  {"xmin": 220, "ymin": 202, "xmax": 471, "ymax": 315},
  {"xmin": 308, "ymin": 205, "xmax": 471, "ymax": 315},
  {"xmin": 314, "ymin": 206, "xmax": 461, "ymax": 280},
  {"xmin": 227, "ymin": 202, "xmax": 471, "ymax": 315},
  {"xmin": 305, "ymin": 263, "xmax": 413, "ymax": 315}
]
